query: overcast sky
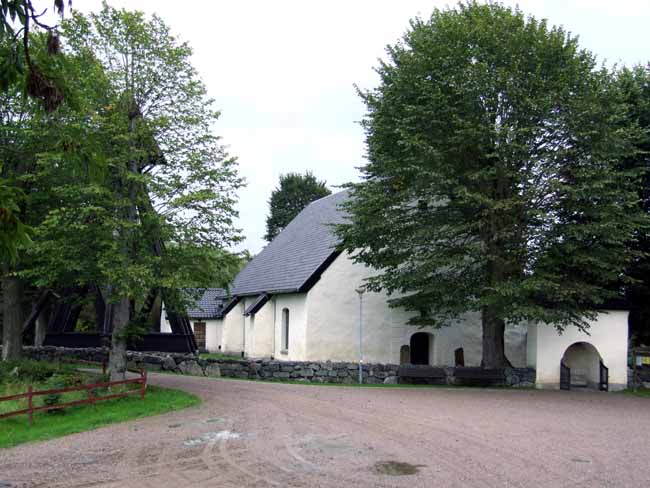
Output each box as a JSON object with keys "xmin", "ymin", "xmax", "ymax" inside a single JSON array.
[{"xmin": 75, "ymin": 0, "xmax": 650, "ymax": 254}]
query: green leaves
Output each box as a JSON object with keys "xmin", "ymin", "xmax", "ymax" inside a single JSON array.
[
  {"xmin": 338, "ymin": 2, "xmax": 645, "ymax": 333},
  {"xmin": 0, "ymin": 176, "xmax": 32, "ymax": 265}
]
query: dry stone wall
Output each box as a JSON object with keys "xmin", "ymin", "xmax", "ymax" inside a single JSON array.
[{"xmin": 18, "ymin": 346, "xmax": 534, "ymax": 387}]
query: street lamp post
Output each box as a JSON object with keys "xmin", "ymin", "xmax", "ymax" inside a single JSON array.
[{"xmin": 355, "ymin": 286, "xmax": 365, "ymax": 384}]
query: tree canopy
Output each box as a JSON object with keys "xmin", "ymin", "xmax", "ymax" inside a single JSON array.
[
  {"xmin": 1, "ymin": 5, "xmax": 243, "ymax": 371},
  {"xmin": 617, "ymin": 64, "xmax": 650, "ymax": 346},
  {"xmin": 337, "ymin": 2, "xmax": 646, "ymax": 367},
  {"xmin": 264, "ymin": 171, "xmax": 330, "ymax": 242}
]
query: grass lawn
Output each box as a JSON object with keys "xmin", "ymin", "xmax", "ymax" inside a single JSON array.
[
  {"xmin": 621, "ymin": 388, "xmax": 650, "ymax": 398},
  {"xmin": 199, "ymin": 352, "xmax": 242, "ymax": 361},
  {"xmin": 0, "ymin": 361, "xmax": 200, "ymax": 449},
  {"xmin": 0, "ymin": 385, "xmax": 199, "ymax": 449}
]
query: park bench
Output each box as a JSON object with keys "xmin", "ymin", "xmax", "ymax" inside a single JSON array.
[
  {"xmin": 453, "ymin": 367, "xmax": 505, "ymax": 387},
  {"xmin": 398, "ymin": 365, "xmax": 447, "ymax": 385}
]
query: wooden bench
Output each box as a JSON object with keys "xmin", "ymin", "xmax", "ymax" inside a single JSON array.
[
  {"xmin": 453, "ymin": 368, "xmax": 505, "ymax": 387},
  {"xmin": 398, "ymin": 365, "xmax": 447, "ymax": 385}
]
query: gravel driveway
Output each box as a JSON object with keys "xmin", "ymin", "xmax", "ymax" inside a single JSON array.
[{"xmin": 1, "ymin": 373, "xmax": 649, "ymax": 487}]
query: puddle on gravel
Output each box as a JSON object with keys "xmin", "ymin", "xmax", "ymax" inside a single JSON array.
[
  {"xmin": 205, "ymin": 417, "xmax": 225, "ymax": 424},
  {"xmin": 373, "ymin": 461, "xmax": 423, "ymax": 476},
  {"xmin": 571, "ymin": 458, "xmax": 592, "ymax": 464},
  {"xmin": 74, "ymin": 455, "xmax": 97, "ymax": 465},
  {"xmin": 0, "ymin": 481, "xmax": 12, "ymax": 488},
  {"xmin": 183, "ymin": 430, "xmax": 241, "ymax": 447}
]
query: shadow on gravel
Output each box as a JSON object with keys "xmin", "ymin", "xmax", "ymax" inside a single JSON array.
[{"xmin": 373, "ymin": 461, "xmax": 423, "ymax": 476}]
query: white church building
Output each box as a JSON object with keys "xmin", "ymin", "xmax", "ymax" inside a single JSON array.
[{"xmin": 200, "ymin": 191, "xmax": 629, "ymax": 390}]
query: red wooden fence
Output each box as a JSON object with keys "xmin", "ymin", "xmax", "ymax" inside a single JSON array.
[{"xmin": 0, "ymin": 369, "xmax": 147, "ymax": 425}]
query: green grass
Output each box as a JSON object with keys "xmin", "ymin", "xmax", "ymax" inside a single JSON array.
[
  {"xmin": 0, "ymin": 385, "xmax": 200, "ymax": 449},
  {"xmin": 199, "ymin": 352, "xmax": 242, "ymax": 361},
  {"xmin": 621, "ymin": 388, "xmax": 650, "ymax": 398}
]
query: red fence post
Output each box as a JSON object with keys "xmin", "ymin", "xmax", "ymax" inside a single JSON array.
[
  {"xmin": 87, "ymin": 384, "xmax": 95, "ymax": 406},
  {"xmin": 27, "ymin": 385, "xmax": 33, "ymax": 426},
  {"xmin": 140, "ymin": 370, "xmax": 147, "ymax": 400}
]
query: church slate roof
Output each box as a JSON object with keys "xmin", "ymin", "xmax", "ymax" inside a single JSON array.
[
  {"xmin": 187, "ymin": 288, "xmax": 229, "ymax": 319},
  {"xmin": 231, "ymin": 190, "xmax": 349, "ymax": 297}
]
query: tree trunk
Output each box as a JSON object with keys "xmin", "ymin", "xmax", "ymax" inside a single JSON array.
[
  {"xmin": 33, "ymin": 293, "xmax": 51, "ymax": 347},
  {"xmin": 34, "ymin": 313, "xmax": 47, "ymax": 347},
  {"xmin": 108, "ymin": 101, "xmax": 140, "ymax": 381},
  {"xmin": 109, "ymin": 296, "xmax": 130, "ymax": 381},
  {"xmin": 2, "ymin": 273, "xmax": 24, "ymax": 361},
  {"xmin": 480, "ymin": 308, "xmax": 512, "ymax": 368}
]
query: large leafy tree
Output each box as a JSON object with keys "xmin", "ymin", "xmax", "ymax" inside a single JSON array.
[
  {"xmin": 618, "ymin": 65, "xmax": 650, "ymax": 346},
  {"xmin": 0, "ymin": 85, "xmax": 39, "ymax": 361},
  {"xmin": 337, "ymin": 2, "xmax": 645, "ymax": 368},
  {"xmin": 265, "ymin": 171, "xmax": 330, "ymax": 241},
  {"xmin": 1, "ymin": 27, "xmax": 113, "ymax": 360},
  {"xmin": 37, "ymin": 6, "xmax": 243, "ymax": 379},
  {"xmin": 1, "ymin": 6, "xmax": 243, "ymax": 373}
]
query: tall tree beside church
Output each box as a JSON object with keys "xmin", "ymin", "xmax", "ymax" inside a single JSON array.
[
  {"xmin": 337, "ymin": 2, "xmax": 645, "ymax": 368},
  {"xmin": 1, "ymin": 27, "xmax": 116, "ymax": 360},
  {"xmin": 21, "ymin": 6, "xmax": 243, "ymax": 378},
  {"xmin": 265, "ymin": 171, "xmax": 330, "ymax": 241},
  {"xmin": 617, "ymin": 65, "xmax": 650, "ymax": 346}
]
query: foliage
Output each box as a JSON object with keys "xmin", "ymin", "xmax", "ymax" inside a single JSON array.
[
  {"xmin": 0, "ymin": 359, "xmax": 77, "ymax": 383},
  {"xmin": 0, "ymin": 0, "xmax": 71, "ymax": 109},
  {"xmin": 0, "ymin": 174, "xmax": 32, "ymax": 264},
  {"xmin": 19, "ymin": 5, "xmax": 243, "ymax": 303},
  {"xmin": 264, "ymin": 171, "xmax": 331, "ymax": 241},
  {"xmin": 0, "ymin": 384, "xmax": 200, "ymax": 448},
  {"xmin": 336, "ymin": 2, "xmax": 646, "ymax": 366},
  {"xmin": 1, "ymin": 4, "xmax": 243, "ymax": 371},
  {"xmin": 617, "ymin": 65, "xmax": 650, "ymax": 346},
  {"xmin": 42, "ymin": 374, "xmax": 65, "ymax": 411}
]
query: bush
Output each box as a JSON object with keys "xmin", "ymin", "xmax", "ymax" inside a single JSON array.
[
  {"xmin": 0, "ymin": 360, "xmax": 78, "ymax": 384},
  {"xmin": 42, "ymin": 375, "xmax": 66, "ymax": 414}
]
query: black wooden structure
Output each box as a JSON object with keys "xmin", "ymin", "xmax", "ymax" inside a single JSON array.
[
  {"xmin": 398, "ymin": 365, "xmax": 447, "ymax": 385},
  {"xmin": 599, "ymin": 360, "xmax": 609, "ymax": 392},
  {"xmin": 453, "ymin": 367, "xmax": 505, "ymax": 387},
  {"xmin": 21, "ymin": 286, "xmax": 197, "ymax": 354},
  {"xmin": 560, "ymin": 361, "xmax": 571, "ymax": 390}
]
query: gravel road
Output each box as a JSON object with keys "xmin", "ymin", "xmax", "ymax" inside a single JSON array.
[{"xmin": 1, "ymin": 373, "xmax": 649, "ymax": 487}]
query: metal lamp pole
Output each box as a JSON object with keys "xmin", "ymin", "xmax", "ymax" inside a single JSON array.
[{"xmin": 356, "ymin": 287, "xmax": 365, "ymax": 384}]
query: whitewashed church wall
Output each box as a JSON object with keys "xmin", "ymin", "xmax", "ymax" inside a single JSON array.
[
  {"xmin": 273, "ymin": 294, "xmax": 309, "ymax": 361},
  {"xmin": 221, "ymin": 300, "xmax": 245, "ymax": 356},
  {"xmin": 305, "ymin": 252, "xmax": 528, "ymax": 366}
]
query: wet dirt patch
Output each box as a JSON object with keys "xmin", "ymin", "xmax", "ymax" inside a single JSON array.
[
  {"xmin": 205, "ymin": 417, "xmax": 225, "ymax": 424},
  {"xmin": 73, "ymin": 455, "xmax": 97, "ymax": 466},
  {"xmin": 571, "ymin": 458, "xmax": 592, "ymax": 464},
  {"xmin": 373, "ymin": 461, "xmax": 423, "ymax": 476},
  {"xmin": 183, "ymin": 430, "xmax": 241, "ymax": 447}
]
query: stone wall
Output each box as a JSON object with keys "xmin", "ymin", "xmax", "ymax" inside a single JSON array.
[{"xmin": 18, "ymin": 346, "xmax": 534, "ymax": 387}]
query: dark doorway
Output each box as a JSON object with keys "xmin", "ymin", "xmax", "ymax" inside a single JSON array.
[
  {"xmin": 400, "ymin": 345, "xmax": 411, "ymax": 365},
  {"xmin": 410, "ymin": 333, "xmax": 431, "ymax": 365},
  {"xmin": 193, "ymin": 322, "xmax": 206, "ymax": 351},
  {"xmin": 454, "ymin": 347, "xmax": 465, "ymax": 367}
]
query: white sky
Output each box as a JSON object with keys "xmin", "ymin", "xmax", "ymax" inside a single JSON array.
[{"xmin": 73, "ymin": 0, "xmax": 650, "ymax": 253}]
